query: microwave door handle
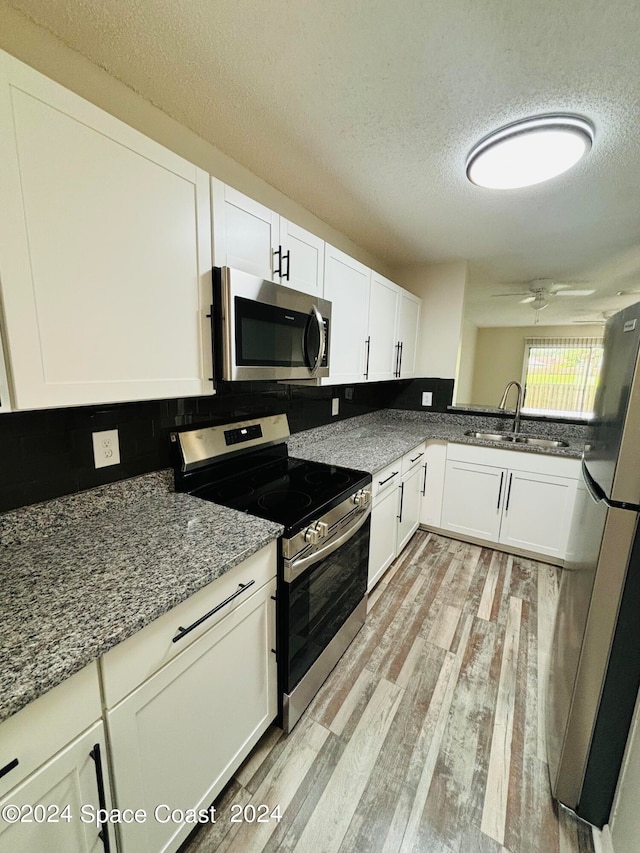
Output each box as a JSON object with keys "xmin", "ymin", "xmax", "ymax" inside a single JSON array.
[{"xmin": 306, "ymin": 306, "xmax": 325, "ymax": 376}]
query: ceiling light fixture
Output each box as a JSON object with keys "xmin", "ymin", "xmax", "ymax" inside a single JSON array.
[{"xmin": 466, "ymin": 114, "xmax": 594, "ymax": 189}]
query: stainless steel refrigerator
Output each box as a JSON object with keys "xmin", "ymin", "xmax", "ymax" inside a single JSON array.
[{"xmin": 547, "ymin": 302, "xmax": 640, "ymax": 827}]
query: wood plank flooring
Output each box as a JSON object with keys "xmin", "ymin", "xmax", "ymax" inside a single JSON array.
[{"xmin": 182, "ymin": 532, "xmax": 599, "ymax": 853}]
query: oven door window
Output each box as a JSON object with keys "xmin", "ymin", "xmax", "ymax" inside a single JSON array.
[
  {"xmin": 235, "ymin": 296, "xmax": 315, "ymax": 368},
  {"xmin": 284, "ymin": 517, "xmax": 370, "ymax": 692}
]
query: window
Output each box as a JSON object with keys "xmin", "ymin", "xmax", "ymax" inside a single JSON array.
[{"xmin": 521, "ymin": 337, "xmax": 604, "ymax": 418}]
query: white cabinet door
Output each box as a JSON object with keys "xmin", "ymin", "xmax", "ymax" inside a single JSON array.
[
  {"xmin": 396, "ymin": 290, "xmax": 421, "ymax": 378},
  {"xmin": 368, "ymin": 273, "xmax": 399, "ymax": 381},
  {"xmin": 419, "ymin": 441, "xmax": 447, "ymax": 527},
  {"xmin": 498, "ymin": 470, "xmax": 578, "ymax": 558},
  {"xmin": 107, "ymin": 578, "xmax": 277, "ymax": 853},
  {"xmin": 280, "ymin": 219, "xmax": 324, "ymax": 296},
  {"xmin": 0, "ymin": 722, "xmax": 112, "ymax": 853},
  {"xmin": 397, "ymin": 463, "xmax": 422, "ymax": 553},
  {"xmin": 441, "ymin": 460, "xmax": 505, "ymax": 541},
  {"xmin": 368, "ymin": 485, "xmax": 399, "ymax": 591},
  {"xmin": 0, "ymin": 51, "xmax": 212, "ymax": 410},
  {"xmin": 322, "ymin": 245, "xmax": 371, "ymax": 384},
  {"xmin": 212, "ymin": 179, "xmax": 279, "ymax": 280}
]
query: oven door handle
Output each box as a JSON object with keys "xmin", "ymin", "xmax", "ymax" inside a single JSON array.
[
  {"xmin": 284, "ymin": 506, "xmax": 371, "ymax": 583},
  {"xmin": 304, "ymin": 306, "xmax": 326, "ymax": 377}
]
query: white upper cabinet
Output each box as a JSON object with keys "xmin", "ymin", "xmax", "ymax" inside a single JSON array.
[
  {"xmin": 0, "ymin": 51, "xmax": 213, "ymax": 410},
  {"xmin": 212, "ymin": 180, "xmax": 324, "ymax": 296},
  {"xmin": 397, "ymin": 289, "xmax": 421, "ymax": 378},
  {"xmin": 368, "ymin": 273, "xmax": 400, "ymax": 381},
  {"xmin": 212, "ymin": 179, "xmax": 279, "ymax": 280},
  {"xmin": 279, "ymin": 219, "xmax": 324, "ymax": 296},
  {"xmin": 323, "ymin": 244, "xmax": 371, "ymax": 384}
]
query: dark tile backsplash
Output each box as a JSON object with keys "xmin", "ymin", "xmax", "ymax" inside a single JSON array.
[{"xmin": 0, "ymin": 378, "xmax": 454, "ymax": 513}]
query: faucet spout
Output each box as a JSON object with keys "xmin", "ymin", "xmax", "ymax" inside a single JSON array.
[{"xmin": 498, "ymin": 381, "xmax": 523, "ymax": 433}]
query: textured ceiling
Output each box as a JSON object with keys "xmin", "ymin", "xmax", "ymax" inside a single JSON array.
[{"xmin": 6, "ymin": 0, "xmax": 640, "ymax": 325}]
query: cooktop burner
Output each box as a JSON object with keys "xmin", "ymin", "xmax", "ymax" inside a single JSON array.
[
  {"xmin": 190, "ymin": 455, "xmax": 369, "ymax": 532},
  {"xmin": 258, "ymin": 489, "xmax": 313, "ymax": 513}
]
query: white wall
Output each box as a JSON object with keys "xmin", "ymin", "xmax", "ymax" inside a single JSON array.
[
  {"xmin": 468, "ymin": 324, "xmax": 604, "ymax": 405},
  {"xmin": 0, "ymin": 5, "xmax": 393, "ymax": 279},
  {"xmin": 455, "ymin": 320, "xmax": 478, "ymax": 403},
  {"xmin": 394, "ymin": 260, "xmax": 468, "ymax": 378}
]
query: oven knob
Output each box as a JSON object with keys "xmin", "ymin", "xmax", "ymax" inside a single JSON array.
[
  {"xmin": 353, "ymin": 489, "xmax": 370, "ymax": 506},
  {"xmin": 304, "ymin": 524, "xmax": 320, "ymax": 545},
  {"xmin": 316, "ymin": 521, "xmax": 329, "ymax": 539}
]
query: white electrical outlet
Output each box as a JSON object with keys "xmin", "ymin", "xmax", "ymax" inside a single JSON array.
[
  {"xmin": 421, "ymin": 391, "xmax": 433, "ymax": 407},
  {"xmin": 332, "ymin": 397, "xmax": 340, "ymax": 416},
  {"xmin": 92, "ymin": 429, "xmax": 120, "ymax": 469}
]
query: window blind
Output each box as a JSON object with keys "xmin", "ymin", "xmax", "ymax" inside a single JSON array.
[{"xmin": 522, "ymin": 336, "xmax": 603, "ymax": 417}]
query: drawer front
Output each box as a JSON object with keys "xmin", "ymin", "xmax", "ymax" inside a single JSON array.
[
  {"xmin": 402, "ymin": 442, "xmax": 426, "ymax": 475},
  {"xmin": 0, "ymin": 663, "xmax": 101, "ymax": 800},
  {"xmin": 372, "ymin": 460, "xmax": 402, "ymax": 499},
  {"xmin": 101, "ymin": 541, "xmax": 277, "ymax": 708},
  {"xmin": 446, "ymin": 442, "xmax": 580, "ymax": 479}
]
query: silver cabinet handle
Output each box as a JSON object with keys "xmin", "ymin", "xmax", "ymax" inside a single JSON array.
[
  {"xmin": 364, "ymin": 336, "xmax": 371, "ymax": 379},
  {"xmin": 172, "ymin": 581, "xmax": 255, "ymax": 643},
  {"xmin": 421, "ymin": 462, "xmax": 428, "ymax": 496}
]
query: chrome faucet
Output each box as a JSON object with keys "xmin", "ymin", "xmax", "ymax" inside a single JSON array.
[{"xmin": 498, "ymin": 380, "xmax": 523, "ymax": 433}]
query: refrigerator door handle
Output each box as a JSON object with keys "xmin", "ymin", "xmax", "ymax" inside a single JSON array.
[{"xmin": 582, "ymin": 456, "xmax": 606, "ymax": 505}]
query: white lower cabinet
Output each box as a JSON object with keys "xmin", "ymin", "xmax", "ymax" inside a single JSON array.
[
  {"xmin": 0, "ymin": 663, "xmax": 112, "ymax": 853},
  {"xmin": 397, "ymin": 462, "xmax": 422, "ymax": 553},
  {"xmin": 0, "ymin": 723, "xmax": 111, "ymax": 853},
  {"xmin": 368, "ymin": 443, "xmax": 425, "ymax": 591},
  {"xmin": 106, "ymin": 572, "xmax": 277, "ymax": 853},
  {"xmin": 419, "ymin": 441, "xmax": 447, "ymax": 528},
  {"xmin": 440, "ymin": 444, "xmax": 579, "ymax": 561}
]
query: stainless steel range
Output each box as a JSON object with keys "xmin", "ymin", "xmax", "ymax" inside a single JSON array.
[{"xmin": 172, "ymin": 414, "xmax": 371, "ymax": 731}]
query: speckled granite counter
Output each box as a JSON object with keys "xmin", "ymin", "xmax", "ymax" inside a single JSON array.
[
  {"xmin": 0, "ymin": 472, "xmax": 282, "ymax": 724},
  {"xmin": 288, "ymin": 409, "xmax": 587, "ymax": 473}
]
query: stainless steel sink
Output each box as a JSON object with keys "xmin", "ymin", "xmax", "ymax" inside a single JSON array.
[
  {"xmin": 464, "ymin": 430, "xmax": 569, "ymax": 448},
  {"xmin": 514, "ymin": 436, "xmax": 569, "ymax": 448},
  {"xmin": 464, "ymin": 431, "xmax": 516, "ymax": 442}
]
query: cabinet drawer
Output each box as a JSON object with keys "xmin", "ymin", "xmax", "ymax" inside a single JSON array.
[
  {"xmin": 446, "ymin": 442, "xmax": 580, "ymax": 479},
  {"xmin": 101, "ymin": 541, "xmax": 277, "ymax": 708},
  {"xmin": 0, "ymin": 663, "xmax": 101, "ymax": 800},
  {"xmin": 372, "ymin": 460, "xmax": 402, "ymax": 498},
  {"xmin": 401, "ymin": 442, "xmax": 426, "ymax": 474}
]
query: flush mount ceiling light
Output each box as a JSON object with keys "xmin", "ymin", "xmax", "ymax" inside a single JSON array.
[{"xmin": 466, "ymin": 114, "xmax": 594, "ymax": 189}]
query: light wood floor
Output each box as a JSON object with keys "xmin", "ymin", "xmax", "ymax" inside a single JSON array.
[{"xmin": 182, "ymin": 532, "xmax": 600, "ymax": 853}]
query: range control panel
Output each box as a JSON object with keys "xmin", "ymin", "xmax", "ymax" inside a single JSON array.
[{"xmin": 224, "ymin": 424, "xmax": 263, "ymax": 446}]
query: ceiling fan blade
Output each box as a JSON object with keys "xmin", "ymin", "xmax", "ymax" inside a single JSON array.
[
  {"xmin": 491, "ymin": 292, "xmax": 530, "ymax": 298},
  {"xmin": 555, "ymin": 289, "xmax": 596, "ymax": 297},
  {"xmin": 520, "ymin": 296, "xmax": 536, "ymax": 304}
]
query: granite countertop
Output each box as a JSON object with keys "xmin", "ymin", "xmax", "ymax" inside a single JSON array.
[
  {"xmin": 0, "ymin": 472, "xmax": 282, "ymax": 724},
  {"xmin": 0, "ymin": 407, "xmax": 586, "ymax": 725},
  {"xmin": 288, "ymin": 409, "xmax": 586, "ymax": 474}
]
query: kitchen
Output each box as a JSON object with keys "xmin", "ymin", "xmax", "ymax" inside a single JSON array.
[{"xmin": 2, "ymin": 2, "xmax": 640, "ymax": 852}]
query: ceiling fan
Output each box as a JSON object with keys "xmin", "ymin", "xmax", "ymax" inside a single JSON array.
[{"xmin": 491, "ymin": 278, "xmax": 596, "ymax": 312}]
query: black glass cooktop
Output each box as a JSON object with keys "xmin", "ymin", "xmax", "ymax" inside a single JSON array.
[{"xmin": 190, "ymin": 456, "xmax": 369, "ymax": 532}]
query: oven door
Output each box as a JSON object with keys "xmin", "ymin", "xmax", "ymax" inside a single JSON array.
[
  {"xmin": 215, "ymin": 267, "xmax": 330, "ymax": 381},
  {"xmin": 279, "ymin": 508, "xmax": 370, "ymax": 731}
]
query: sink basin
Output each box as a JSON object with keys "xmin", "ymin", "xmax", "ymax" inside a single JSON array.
[
  {"xmin": 464, "ymin": 430, "xmax": 569, "ymax": 448},
  {"xmin": 464, "ymin": 431, "xmax": 516, "ymax": 442},
  {"xmin": 514, "ymin": 436, "xmax": 569, "ymax": 448}
]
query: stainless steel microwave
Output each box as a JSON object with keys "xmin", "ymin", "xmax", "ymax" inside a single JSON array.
[{"xmin": 212, "ymin": 267, "xmax": 331, "ymax": 381}]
